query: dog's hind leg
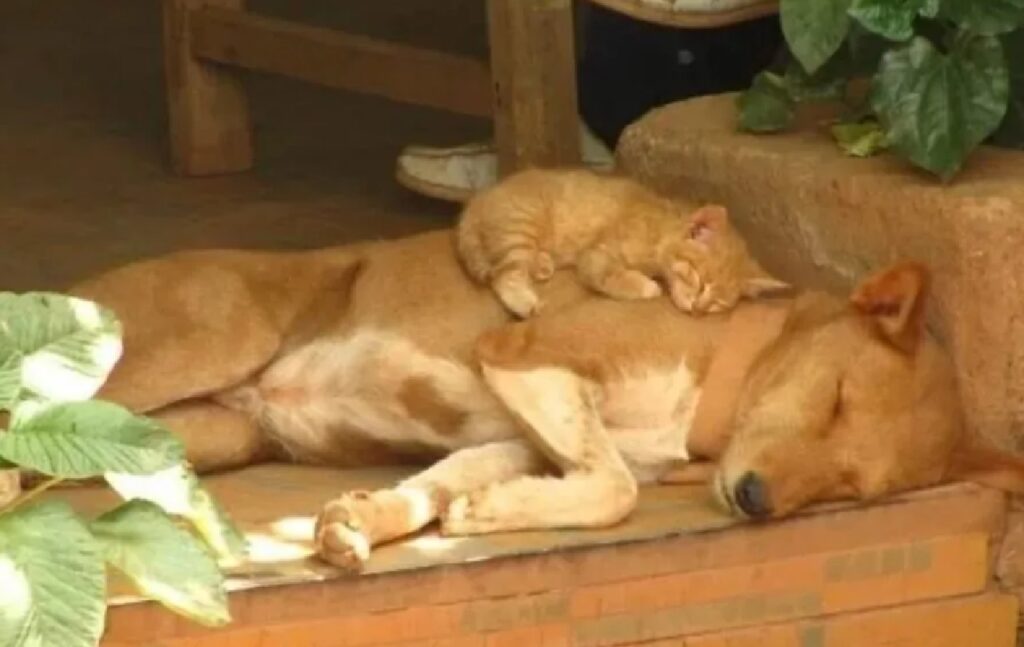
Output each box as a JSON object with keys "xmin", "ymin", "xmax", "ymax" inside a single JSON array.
[
  {"xmin": 71, "ymin": 249, "xmax": 363, "ymax": 414},
  {"xmin": 315, "ymin": 440, "xmax": 547, "ymax": 571},
  {"xmin": 149, "ymin": 398, "xmax": 276, "ymax": 474}
]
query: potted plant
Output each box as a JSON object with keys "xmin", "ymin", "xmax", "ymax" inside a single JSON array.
[{"xmin": 737, "ymin": 0, "xmax": 1024, "ymax": 180}]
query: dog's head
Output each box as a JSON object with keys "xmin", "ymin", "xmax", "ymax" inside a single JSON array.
[{"xmin": 715, "ymin": 262, "xmax": 1024, "ymax": 519}]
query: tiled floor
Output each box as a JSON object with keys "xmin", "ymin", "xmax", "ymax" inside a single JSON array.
[{"xmin": 2, "ymin": 0, "xmax": 489, "ymax": 291}]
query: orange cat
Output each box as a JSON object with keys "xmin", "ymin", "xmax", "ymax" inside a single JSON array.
[{"xmin": 456, "ymin": 168, "xmax": 788, "ymax": 317}]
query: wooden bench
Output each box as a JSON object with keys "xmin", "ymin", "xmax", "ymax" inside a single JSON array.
[
  {"xmin": 163, "ymin": 0, "xmax": 581, "ymax": 178},
  {"xmin": 161, "ymin": 1, "xmax": 782, "ymax": 180}
]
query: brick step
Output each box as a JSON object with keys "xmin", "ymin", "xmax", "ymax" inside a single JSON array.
[
  {"xmin": 642, "ymin": 593, "xmax": 1018, "ymax": 647},
  {"xmin": 85, "ymin": 466, "xmax": 1011, "ymax": 646},
  {"xmin": 113, "ymin": 531, "xmax": 990, "ymax": 646},
  {"xmin": 569, "ymin": 532, "xmax": 987, "ymax": 646},
  {"xmin": 104, "ymin": 583, "xmax": 1015, "ymax": 647}
]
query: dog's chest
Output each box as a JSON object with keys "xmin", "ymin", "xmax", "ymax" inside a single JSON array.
[{"xmin": 601, "ymin": 365, "xmax": 702, "ymax": 481}]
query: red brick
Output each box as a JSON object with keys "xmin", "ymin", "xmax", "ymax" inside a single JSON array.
[
  {"xmin": 571, "ymin": 533, "xmax": 988, "ymax": 645},
  {"xmin": 685, "ymin": 593, "xmax": 1018, "ymax": 647}
]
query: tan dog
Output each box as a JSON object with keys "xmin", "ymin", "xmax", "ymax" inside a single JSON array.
[{"xmin": 70, "ymin": 230, "xmax": 1024, "ymax": 570}]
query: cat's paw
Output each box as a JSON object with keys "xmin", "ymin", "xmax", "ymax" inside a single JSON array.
[
  {"xmin": 638, "ymin": 278, "xmax": 663, "ymax": 299},
  {"xmin": 594, "ymin": 271, "xmax": 663, "ymax": 301},
  {"xmin": 532, "ymin": 252, "xmax": 556, "ymax": 282},
  {"xmin": 498, "ymin": 287, "xmax": 542, "ymax": 318}
]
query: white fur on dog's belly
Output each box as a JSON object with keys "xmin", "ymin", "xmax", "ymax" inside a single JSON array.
[
  {"xmin": 603, "ymin": 365, "xmax": 700, "ymax": 483},
  {"xmin": 236, "ymin": 329, "xmax": 517, "ymax": 463}
]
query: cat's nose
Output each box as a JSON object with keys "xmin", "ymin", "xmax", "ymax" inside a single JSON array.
[{"xmin": 733, "ymin": 471, "xmax": 773, "ymax": 519}]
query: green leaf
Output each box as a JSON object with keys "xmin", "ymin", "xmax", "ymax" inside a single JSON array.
[
  {"xmin": 832, "ymin": 120, "xmax": 891, "ymax": 156},
  {"xmin": 0, "ymin": 401, "xmax": 184, "ymax": 478},
  {"xmin": 0, "ymin": 501, "xmax": 106, "ymax": 647},
  {"xmin": 937, "ymin": 0, "xmax": 1024, "ymax": 36},
  {"xmin": 847, "ymin": 22, "xmax": 892, "ymax": 75},
  {"xmin": 0, "ymin": 293, "xmax": 122, "ymax": 410},
  {"xmin": 785, "ymin": 56, "xmax": 849, "ymax": 102},
  {"xmin": 994, "ymin": 30, "xmax": 1024, "ymax": 148},
  {"xmin": 0, "ymin": 356, "xmax": 21, "ymax": 412},
  {"xmin": 90, "ymin": 500, "xmax": 230, "ymax": 626},
  {"xmin": 106, "ymin": 464, "xmax": 247, "ymax": 566},
  {"xmin": 737, "ymin": 72, "xmax": 796, "ymax": 133},
  {"xmin": 918, "ymin": 0, "xmax": 941, "ymax": 18},
  {"xmin": 782, "ymin": 0, "xmax": 853, "ymax": 73},
  {"xmin": 871, "ymin": 35, "xmax": 1010, "ymax": 179},
  {"xmin": 848, "ymin": 0, "xmax": 928, "ymax": 42}
]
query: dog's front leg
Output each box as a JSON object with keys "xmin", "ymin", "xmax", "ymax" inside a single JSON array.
[
  {"xmin": 315, "ymin": 440, "xmax": 547, "ymax": 570},
  {"xmin": 440, "ymin": 361, "xmax": 638, "ymax": 536}
]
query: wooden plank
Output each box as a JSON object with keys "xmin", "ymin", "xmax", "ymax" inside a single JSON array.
[
  {"xmin": 163, "ymin": 0, "xmax": 254, "ymax": 176},
  {"xmin": 487, "ymin": 0, "xmax": 582, "ymax": 175},
  {"xmin": 190, "ymin": 7, "xmax": 493, "ymax": 117}
]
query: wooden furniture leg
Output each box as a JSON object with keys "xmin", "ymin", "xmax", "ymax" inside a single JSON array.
[
  {"xmin": 487, "ymin": 0, "xmax": 582, "ymax": 177},
  {"xmin": 163, "ymin": 0, "xmax": 254, "ymax": 176}
]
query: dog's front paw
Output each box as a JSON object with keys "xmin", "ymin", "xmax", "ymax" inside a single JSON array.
[
  {"xmin": 439, "ymin": 491, "xmax": 503, "ymax": 536},
  {"xmin": 440, "ymin": 493, "xmax": 479, "ymax": 536},
  {"xmin": 314, "ymin": 492, "xmax": 375, "ymax": 572}
]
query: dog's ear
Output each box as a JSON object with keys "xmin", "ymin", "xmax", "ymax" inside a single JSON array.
[
  {"xmin": 849, "ymin": 262, "xmax": 929, "ymax": 353},
  {"xmin": 687, "ymin": 205, "xmax": 730, "ymax": 244},
  {"xmin": 947, "ymin": 441, "xmax": 1024, "ymax": 494}
]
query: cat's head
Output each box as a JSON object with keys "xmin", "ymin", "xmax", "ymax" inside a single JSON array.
[{"xmin": 674, "ymin": 204, "xmax": 792, "ymax": 306}]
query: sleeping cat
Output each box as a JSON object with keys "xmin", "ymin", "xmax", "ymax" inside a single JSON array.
[{"xmin": 456, "ymin": 168, "xmax": 788, "ymax": 318}]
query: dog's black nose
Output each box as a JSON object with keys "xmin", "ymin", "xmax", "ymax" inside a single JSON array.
[{"xmin": 734, "ymin": 471, "xmax": 773, "ymax": 519}]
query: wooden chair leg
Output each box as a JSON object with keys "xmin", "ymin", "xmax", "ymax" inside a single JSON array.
[
  {"xmin": 487, "ymin": 0, "xmax": 582, "ymax": 177},
  {"xmin": 162, "ymin": 0, "xmax": 254, "ymax": 176}
]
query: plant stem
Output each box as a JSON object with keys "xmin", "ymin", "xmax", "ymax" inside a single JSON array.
[{"xmin": 3, "ymin": 477, "xmax": 65, "ymax": 513}]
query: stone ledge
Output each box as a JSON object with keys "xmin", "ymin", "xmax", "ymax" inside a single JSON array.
[{"xmin": 618, "ymin": 93, "xmax": 1024, "ymax": 454}]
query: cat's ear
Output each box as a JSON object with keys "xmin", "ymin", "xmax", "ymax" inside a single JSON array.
[
  {"xmin": 687, "ymin": 205, "xmax": 730, "ymax": 244},
  {"xmin": 742, "ymin": 264, "xmax": 792, "ymax": 298},
  {"xmin": 743, "ymin": 275, "xmax": 793, "ymax": 298}
]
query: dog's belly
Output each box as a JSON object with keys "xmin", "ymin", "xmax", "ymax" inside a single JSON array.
[
  {"xmin": 217, "ymin": 329, "xmax": 520, "ymax": 466},
  {"xmin": 216, "ymin": 327, "xmax": 701, "ymax": 475}
]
